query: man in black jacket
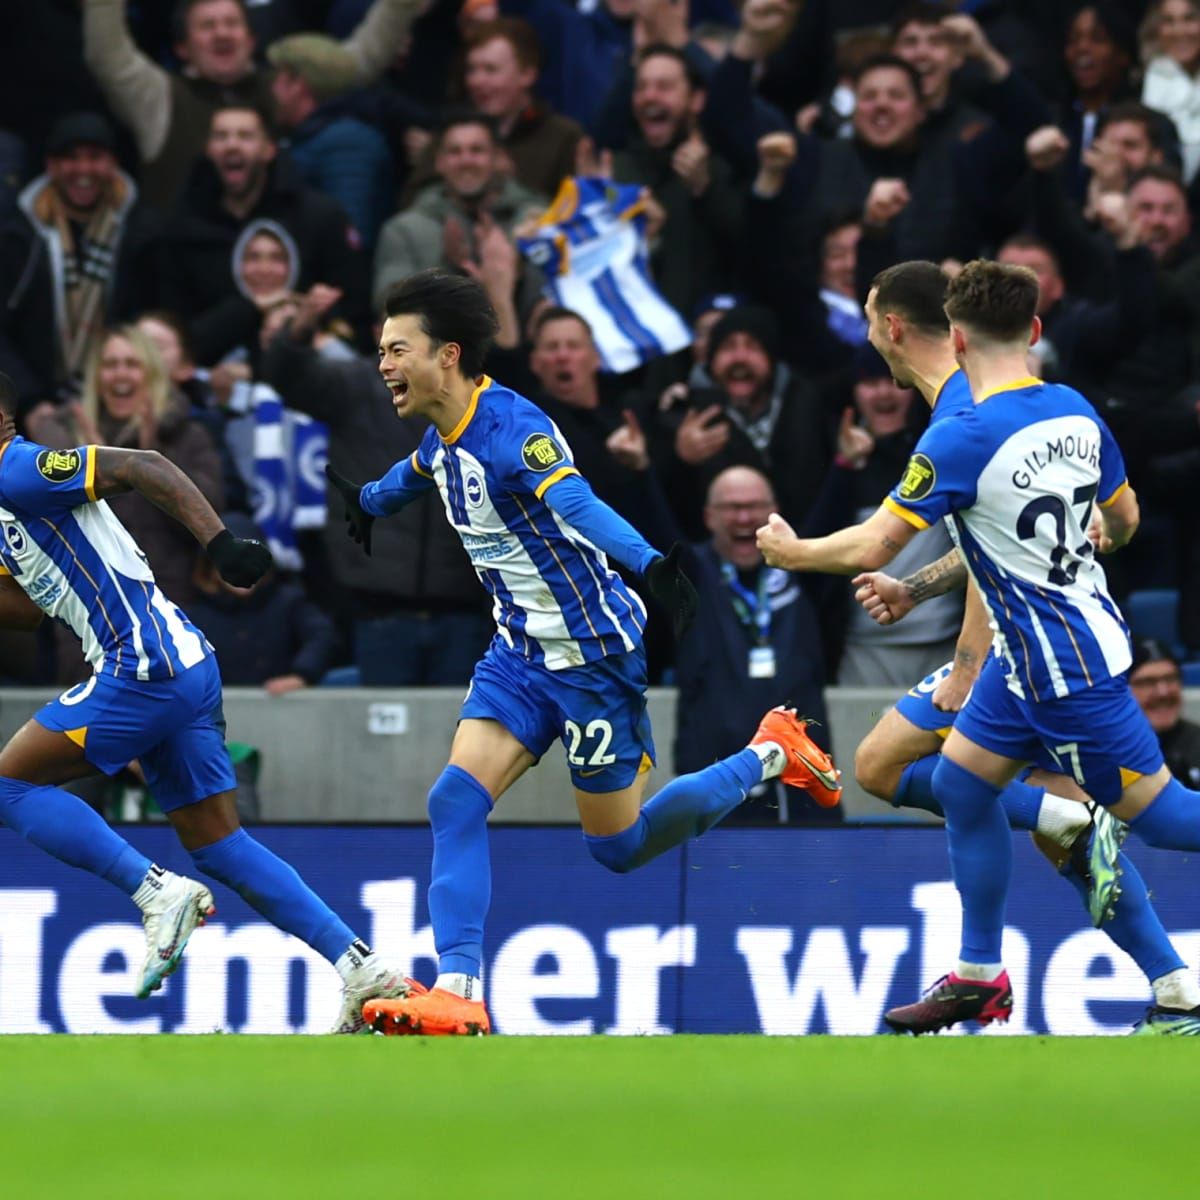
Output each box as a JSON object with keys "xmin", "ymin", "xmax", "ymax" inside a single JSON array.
[
  {"xmin": 158, "ymin": 103, "xmax": 370, "ymax": 366},
  {"xmin": 0, "ymin": 112, "xmax": 162, "ymax": 421},
  {"xmin": 259, "ymin": 287, "xmax": 489, "ymax": 686}
]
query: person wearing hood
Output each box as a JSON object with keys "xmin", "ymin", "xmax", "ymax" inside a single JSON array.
[
  {"xmin": 158, "ymin": 102, "xmax": 370, "ymax": 366},
  {"xmin": 0, "ymin": 112, "xmax": 163, "ymax": 421},
  {"xmin": 22, "ymin": 323, "xmax": 225, "ymax": 682},
  {"xmin": 655, "ymin": 303, "xmax": 834, "ymax": 541},
  {"xmin": 372, "ymin": 109, "xmax": 546, "ymax": 322}
]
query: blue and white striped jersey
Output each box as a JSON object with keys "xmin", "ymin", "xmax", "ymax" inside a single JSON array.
[
  {"xmin": 362, "ymin": 377, "xmax": 649, "ymax": 671},
  {"xmin": 0, "ymin": 438, "xmax": 210, "ymax": 681},
  {"xmin": 884, "ymin": 377, "xmax": 1132, "ymax": 701}
]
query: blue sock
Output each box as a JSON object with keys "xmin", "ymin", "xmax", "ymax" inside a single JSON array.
[
  {"xmin": 894, "ymin": 756, "xmax": 942, "ymax": 815},
  {"xmin": 997, "ymin": 778, "xmax": 1043, "ymax": 832},
  {"xmin": 932, "ymin": 757, "xmax": 1012, "ymax": 964},
  {"xmin": 190, "ymin": 829, "xmax": 355, "ymax": 965},
  {"xmin": 0, "ymin": 776, "xmax": 149, "ymax": 894},
  {"xmin": 1059, "ymin": 853, "xmax": 1184, "ymax": 984},
  {"xmin": 585, "ymin": 748, "xmax": 762, "ymax": 873},
  {"xmin": 427, "ymin": 765, "xmax": 493, "ymax": 977},
  {"xmin": 1129, "ymin": 777, "xmax": 1200, "ymax": 850}
]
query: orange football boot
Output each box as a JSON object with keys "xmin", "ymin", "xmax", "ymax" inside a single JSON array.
[
  {"xmin": 750, "ymin": 706, "xmax": 843, "ymax": 807},
  {"xmin": 364, "ymin": 985, "xmax": 491, "ymax": 1036}
]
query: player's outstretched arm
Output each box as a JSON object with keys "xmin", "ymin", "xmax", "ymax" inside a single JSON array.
[
  {"xmin": 853, "ymin": 548, "xmax": 967, "ymax": 626},
  {"xmin": 757, "ymin": 505, "xmax": 918, "ymax": 574},
  {"xmin": 0, "ymin": 575, "xmax": 44, "ymax": 631},
  {"xmin": 92, "ymin": 448, "xmax": 272, "ymax": 588},
  {"xmin": 340, "ymin": 453, "xmax": 437, "ymax": 556}
]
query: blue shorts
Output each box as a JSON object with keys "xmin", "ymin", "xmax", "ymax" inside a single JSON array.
[
  {"xmin": 461, "ymin": 639, "xmax": 656, "ymax": 793},
  {"xmin": 35, "ymin": 656, "xmax": 237, "ymax": 812},
  {"xmin": 953, "ymin": 656, "xmax": 1163, "ymax": 806},
  {"xmin": 896, "ymin": 657, "xmax": 1061, "ymax": 773}
]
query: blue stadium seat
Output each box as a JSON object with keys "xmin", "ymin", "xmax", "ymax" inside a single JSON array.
[
  {"xmin": 1125, "ymin": 589, "xmax": 1182, "ymax": 655},
  {"xmin": 319, "ymin": 665, "xmax": 362, "ymax": 688},
  {"xmin": 1182, "ymin": 662, "xmax": 1200, "ymax": 688}
]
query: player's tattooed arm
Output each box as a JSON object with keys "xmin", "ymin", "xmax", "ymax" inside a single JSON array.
[
  {"xmin": 933, "ymin": 583, "xmax": 992, "ymax": 713},
  {"xmin": 0, "ymin": 574, "xmax": 44, "ymax": 631},
  {"xmin": 91, "ymin": 448, "xmax": 225, "ymax": 546},
  {"xmin": 902, "ymin": 549, "xmax": 967, "ymax": 605}
]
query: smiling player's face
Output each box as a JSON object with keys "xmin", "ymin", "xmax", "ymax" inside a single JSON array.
[
  {"xmin": 865, "ymin": 289, "xmax": 915, "ymax": 387},
  {"xmin": 378, "ymin": 314, "xmax": 449, "ymax": 418}
]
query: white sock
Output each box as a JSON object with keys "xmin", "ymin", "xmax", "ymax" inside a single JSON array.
[
  {"xmin": 955, "ymin": 960, "xmax": 1005, "ymax": 982},
  {"xmin": 750, "ymin": 741, "xmax": 785, "ymax": 782},
  {"xmin": 435, "ymin": 972, "xmax": 483, "ymax": 1000},
  {"xmin": 334, "ymin": 938, "xmax": 375, "ymax": 983},
  {"xmin": 1036, "ymin": 794, "xmax": 1090, "ymax": 849},
  {"xmin": 131, "ymin": 864, "xmax": 170, "ymax": 910},
  {"xmin": 1152, "ymin": 968, "xmax": 1200, "ymax": 1010}
]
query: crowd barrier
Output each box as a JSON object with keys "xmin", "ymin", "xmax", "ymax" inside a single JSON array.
[{"xmin": 2, "ymin": 825, "xmax": 1196, "ymax": 1036}]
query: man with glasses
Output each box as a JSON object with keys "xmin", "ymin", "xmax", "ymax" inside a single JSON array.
[{"xmin": 1130, "ymin": 639, "xmax": 1200, "ymax": 788}]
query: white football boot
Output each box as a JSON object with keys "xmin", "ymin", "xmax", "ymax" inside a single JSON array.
[
  {"xmin": 331, "ymin": 959, "xmax": 420, "ymax": 1035},
  {"xmin": 135, "ymin": 869, "xmax": 216, "ymax": 999}
]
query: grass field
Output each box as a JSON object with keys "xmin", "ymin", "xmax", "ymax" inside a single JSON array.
[{"xmin": 0, "ymin": 1035, "xmax": 1191, "ymax": 1197}]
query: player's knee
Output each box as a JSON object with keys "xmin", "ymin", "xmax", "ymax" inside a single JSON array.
[
  {"xmin": 0, "ymin": 775, "xmax": 35, "ymax": 818},
  {"xmin": 853, "ymin": 740, "xmax": 898, "ymax": 803},
  {"xmin": 585, "ymin": 836, "xmax": 636, "ymax": 874},
  {"xmin": 427, "ymin": 765, "xmax": 491, "ymax": 834}
]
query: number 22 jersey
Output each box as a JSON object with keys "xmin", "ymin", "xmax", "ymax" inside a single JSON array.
[{"xmin": 884, "ymin": 377, "xmax": 1132, "ymax": 702}]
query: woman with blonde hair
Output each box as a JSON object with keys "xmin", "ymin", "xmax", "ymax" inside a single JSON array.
[
  {"xmin": 1142, "ymin": 0, "xmax": 1200, "ymax": 181},
  {"xmin": 24, "ymin": 325, "xmax": 225, "ymax": 681}
]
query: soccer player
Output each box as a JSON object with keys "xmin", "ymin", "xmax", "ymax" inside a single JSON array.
[
  {"xmin": 0, "ymin": 373, "xmax": 406, "ymax": 1033},
  {"xmin": 324, "ymin": 269, "xmax": 840, "ymax": 1037},
  {"xmin": 757, "ymin": 260, "xmax": 1200, "ymax": 1036}
]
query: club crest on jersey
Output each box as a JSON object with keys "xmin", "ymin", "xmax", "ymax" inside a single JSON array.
[
  {"xmin": 3, "ymin": 523, "xmax": 25, "ymax": 555},
  {"xmin": 898, "ymin": 453, "xmax": 936, "ymax": 501},
  {"xmin": 522, "ymin": 434, "xmax": 565, "ymax": 473},
  {"xmin": 37, "ymin": 449, "xmax": 82, "ymax": 483},
  {"xmin": 464, "ymin": 471, "xmax": 485, "ymax": 508}
]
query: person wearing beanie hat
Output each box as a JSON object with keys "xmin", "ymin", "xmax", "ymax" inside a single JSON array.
[
  {"xmin": 660, "ymin": 301, "xmax": 833, "ymax": 542},
  {"xmin": 1129, "ymin": 639, "xmax": 1200, "ymax": 787},
  {"xmin": 1, "ymin": 109, "xmax": 162, "ymax": 418},
  {"xmin": 268, "ymin": 34, "xmax": 394, "ymax": 253}
]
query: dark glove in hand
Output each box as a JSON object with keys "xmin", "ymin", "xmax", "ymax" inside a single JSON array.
[
  {"xmin": 644, "ymin": 543, "xmax": 698, "ymax": 639},
  {"xmin": 206, "ymin": 529, "xmax": 273, "ymax": 589},
  {"xmin": 325, "ymin": 463, "xmax": 374, "ymax": 556}
]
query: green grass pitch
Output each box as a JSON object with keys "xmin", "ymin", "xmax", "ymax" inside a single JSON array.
[{"xmin": 0, "ymin": 1036, "xmax": 1191, "ymax": 1197}]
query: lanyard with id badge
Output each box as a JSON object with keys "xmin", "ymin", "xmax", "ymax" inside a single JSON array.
[{"xmin": 720, "ymin": 561, "xmax": 775, "ymax": 678}]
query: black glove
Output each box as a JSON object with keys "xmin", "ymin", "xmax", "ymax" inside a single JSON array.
[
  {"xmin": 206, "ymin": 529, "xmax": 273, "ymax": 589},
  {"xmin": 644, "ymin": 543, "xmax": 698, "ymax": 639},
  {"xmin": 325, "ymin": 463, "xmax": 374, "ymax": 556}
]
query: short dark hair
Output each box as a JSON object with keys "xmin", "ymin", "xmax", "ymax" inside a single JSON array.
[
  {"xmin": 435, "ymin": 107, "xmax": 497, "ymax": 148},
  {"xmin": 464, "ymin": 17, "xmax": 543, "ymax": 73},
  {"xmin": 1127, "ymin": 163, "xmax": 1187, "ymax": 198},
  {"xmin": 1097, "ymin": 100, "xmax": 1165, "ymax": 148},
  {"xmin": 891, "ymin": 1, "xmax": 952, "ymax": 38},
  {"xmin": 853, "ymin": 53, "xmax": 923, "ymax": 99},
  {"xmin": 944, "ymin": 259, "xmax": 1039, "ymax": 342},
  {"xmin": 1131, "ymin": 637, "xmax": 1180, "ymax": 673},
  {"xmin": 384, "ymin": 270, "xmax": 499, "ymax": 379},
  {"xmin": 999, "ymin": 232, "xmax": 1061, "ymax": 274},
  {"xmin": 172, "ymin": 0, "xmax": 249, "ymax": 46},
  {"xmin": 636, "ymin": 43, "xmax": 705, "ymax": 90},
  {"xmin": 208, "ymin": 100, "xmax": 273, "ymax": 137},
  {"xmin": 532, "ymin": 306, "xmax": 594, "ymax": 343},
  {"xmin": 870, "ymin": 260, "xmax": 949, "ymax": 335}
]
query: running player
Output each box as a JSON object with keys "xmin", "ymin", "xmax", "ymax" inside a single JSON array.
[
  {"xmin": 0, "ymin": 373, "xmax": 406, "ymax": 1033},
  {"xmin": 324, "ymin": 269, "xmax": 840, "ymax": 1036},
  {"xmin": 759, "ymin": 260, "xmax": 1200, "ymax": 1035}
]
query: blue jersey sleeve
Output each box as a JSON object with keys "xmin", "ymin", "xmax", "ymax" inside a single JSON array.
[
  {"xmin": 541, "ymin": 472, "xmax": 661, "ymax": 575},
  {"xmin": 0, "ymin": 442, "xmax": 97, "ymax": 516},
  {"xmin": 1096, "ymin": 415, "xmax": 1129, "ymax": 508},
  {"xmin": 493, "ymin": 405, "xmax": 581, "ymax": 500},
  {"xmin": 884, "ymin": 416, "xmax": 980, "ymax": 529},
  {"xmin": 359, "ymin": 431, "xmax": 437, "ymax": 517}
]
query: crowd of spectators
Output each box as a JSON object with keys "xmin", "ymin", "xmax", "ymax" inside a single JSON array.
[{"xmin": 3, "ymin": 0, "xmax": 1200, "ymax": 818}]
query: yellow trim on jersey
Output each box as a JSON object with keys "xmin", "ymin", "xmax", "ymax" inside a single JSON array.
[
  {"xmin": 0, "ymin": 564, "xmax": 10, "ymax": 576},
  {"xmin": 935, "ymin": 727, "xmax": 952, "ymax": 741},
  {"xmin": 975, "ymin": 376, "xmax": 1042, "ymax": 404},
  {"xmin": 533, "ymin": 465, "xmax": 579, "ymax": 500},
  {"xmin": 538, "ymin": 177, "xmax": 580, "ymax": 226},
  {"xmin": 637, "ymin": 752, "xmax": 654, "ymax": 776},
  {"xmin": 1119, "ymin": 767, "xmax": 1143, "ymax": 790},
  {"xmin": 883, "ymin": 496, "xmax": 930, "ymax": 530},
  {"xmin": 442, "ymin": 375, "xmax": 491, "ymax": 444},
  {"xmin": 1099, "ymin": 480, "xmax": 1129, "ymax": 508},
  {"xmin": 0, "ymin": 438, "xmax": 11, "ymax": 471},
  {"xmin": 410, "ymin": 450, "xmax": 432, "ymax": 479},
  {"xmin": 931, "ymin": 369, "xmax": 958, "ymax": 409},
  {"xmin": 84, "ymin": 445, "xmax": 97, "ymax": 500},
  {"xmin": 64, "ymin": 727, "xmax": 88, "ymax": 749}
]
